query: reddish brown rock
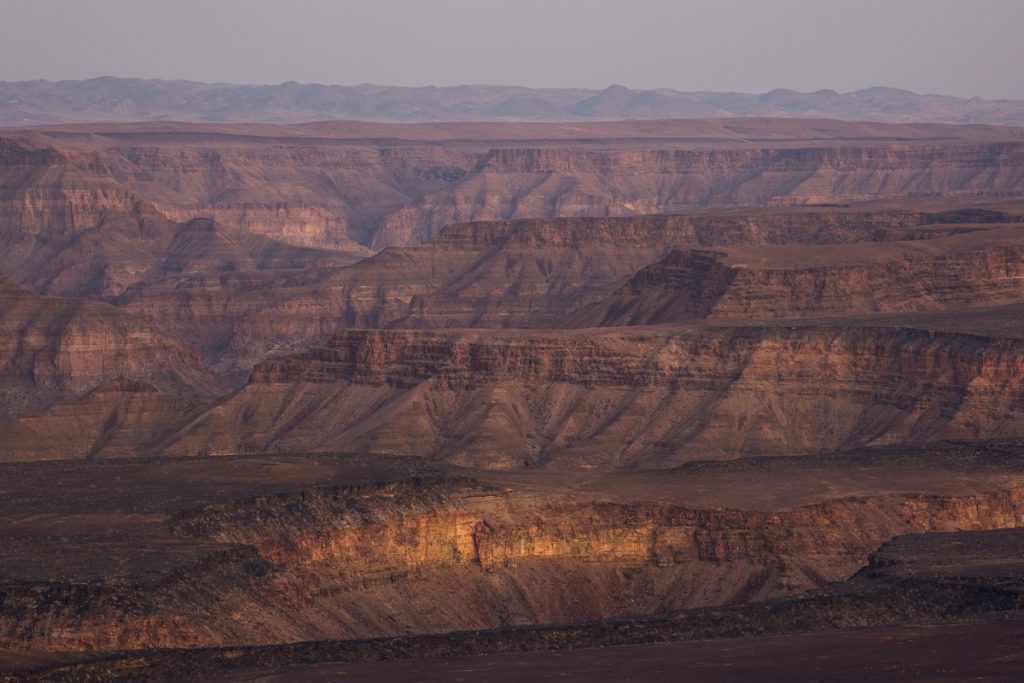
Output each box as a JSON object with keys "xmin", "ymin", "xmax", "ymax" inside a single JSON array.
[
  {"xmin": 0, "ymin": 274, "xmax": 217, "ymax": 422},
  {"xmin": 5, "ymin": 119, "xmax": 1024, "ymax": 275},
  {"xmin": 565, "ymin": 223, "xmax": 1024, "ymax": 326},
  {"xmin": 4, "ymin": 471, "xmax": 1024, "ymax": 652},
  {"xmin": 159, "ymin": 323, "xmax": 1024, "ymax": 466},
  {"xmin": 5, "ymin": 120, "xmax": 1024, "ymax": 376},
  {"xmin": 0, "ymin": 378, "xmax": 202, "ymax": 461},
  {"xmin": 123, "ymin": 208, "xmax": 1012, "ymax": 373}
]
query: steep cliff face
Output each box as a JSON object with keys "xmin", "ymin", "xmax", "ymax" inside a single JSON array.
[
  {"xmin": 98, "ymin": 143, "xmax": 480, "ymax": 250},
  {"xmin": 5, "ymin": 476, "xmax": 1024, "ymax": 652},
  {"xmin": 0, "ymin": 131, "xmax": 477, "ymax": 284},
  {"xmin": 5, "ymin": 198, "xmax": 1023, "ymax": 461},
  {"xmin": 159, "ymin": 324, "xmax": 1024, "ymax": 466},
  {"xmin": 5, "ymin": 123, "xmax": 1024, "ymax": 373},
  {"xmin": 182, "ymin": 481, "xmax": 1024, "ymax": 584},
  {"xmin": 0, "ymin": 275, "xmax": 217, "ymax": 422},
  {"xmin": 0, "ymin": 139, "xmax": 148, "ymax": 296},
  {"xmin": 0, "ymin": 137, "xmax": 360, "ymax": 298}
]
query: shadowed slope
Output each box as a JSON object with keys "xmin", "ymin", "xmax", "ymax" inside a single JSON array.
[
  {"xmin": 162, "ymin": 322, "xmax": 1024, "ymax": 466},
  {"xmin": 564, "ymin": 221, "xmax": 1024, "ymax": 326},
  {"xmin": 121, "ymin": 208, "xmax": 1018, "ymax": 373},
  {"xmin": 0, "ymin": 378, "xmax": 202, "ymax": 461},
  {"xmin": 0, "ymin": 275, "xmax": 218, "ymax": 423}
]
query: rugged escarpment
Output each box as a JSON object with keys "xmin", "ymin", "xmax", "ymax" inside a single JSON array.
[
  {"xmin": 4, "ymin": 121, "xmax": 1024, "ymax": 273},
  {"xmin": 122, "ymin": 208, "xmax": 1014, "ymax": 372},
  {"xmin": 0, "ymin": 145, "xmax": 358, "ymax": 299},
  {"xmin": 6, "ymin": 122, "xmax": 1024, "ymax": 371},
  {"xmin": 566, "ymin": 232, "xmax": 1024, "ymax": 326},
  {"xmin": 372, "ymin": 143, "xmax": 1024, "ymax": 247},
  {"xmin": 5, "ymin": 468, "xmax": 1024, "ymax": 653},
  {"xmin": 159, "ymin": 324, "xmax": 1024, "ymax": 466},
  {"xmin": 30, "ymin": 525, "xmax": 1024, "ymax": 682},
  {"xmin": 0, "ymin": 275, "xmax": 217, "ymax": 422},
  {"xmin": 6, "ymin": 204, "xmax": 1024, "ymax": 463},
  {"xmin": 5, "ymin": 122, "xmax": 1024, "ymax": 676}
]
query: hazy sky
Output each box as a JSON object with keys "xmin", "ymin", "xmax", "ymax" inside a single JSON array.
[{"xmin": 3, "ymin": 0, "xmax": 1023, "ymax": 99}]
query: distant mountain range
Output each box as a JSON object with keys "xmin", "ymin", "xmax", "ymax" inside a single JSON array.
[{"xmin": 3, "ymin": 77, "xmax": 1024, "ymax": 125}]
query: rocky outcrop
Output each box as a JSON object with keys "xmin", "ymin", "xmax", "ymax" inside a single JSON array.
[
  {"xmin": 5, "ymin": 474, "xmax": 1024, "ymax": 652},
  {"xmin": 27, "ymin": 526, "xmax": 1024, "ymax": 682},
  {"xmin": 159, "ymin": 324, "xmax": 1024, "ymax": 466}
]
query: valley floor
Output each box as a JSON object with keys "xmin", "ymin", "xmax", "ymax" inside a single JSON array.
[{"xmin": 218, "ymin": 617, "xmax": 1024, "ymax": 683}]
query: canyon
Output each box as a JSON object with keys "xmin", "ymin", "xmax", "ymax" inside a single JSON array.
[
  {"xmin": 2, "ymin": 119, "xmax": 1021, "ymax": 378},
  {"xmin": 5, "ymin": 117, "xmax": 1024, "ymax": 680},
  {"xmin": 143, "ymin": 319, "xmax": 1024, "ymax": 466},
  {"xmin": 3, "ymin": 119, "xmax": 1024, "ymax": 275}
]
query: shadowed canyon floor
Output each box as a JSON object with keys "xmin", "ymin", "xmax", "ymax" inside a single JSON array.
[{"xmin": 209, "ymin": 617, "xmax": 1024, "ymax": 683}]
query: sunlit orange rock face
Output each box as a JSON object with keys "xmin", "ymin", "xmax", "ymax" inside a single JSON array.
[{"xmin": 5, "ymin": 470, "xmax": 1024, "ymax": 652}]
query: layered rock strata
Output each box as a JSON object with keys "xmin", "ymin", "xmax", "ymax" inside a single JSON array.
[
  {"xmin": 566, "ymin": 233, "xmax": 1024, "ymax": 326},
  {"xmin": 4, "ymin": 120, "xmax": 1024, "ymax": 275},
  {"xmin": 4, "ymin": 475, "xmax": 1024, "ymax": 652},
  {"xmin": 0, "ymin": 275, "xmax": 216, "ymax": 422},
  {"xmin": 120, "ymin": 209, "xmax": 1015, "ymax": 372},
  {"xmin": 161, "ymin": 324, "xmax": 1024, "ymax": 466},
  {"xmin": 0, "ymin": 378, "xmax": 202, "ymax": 461}
]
